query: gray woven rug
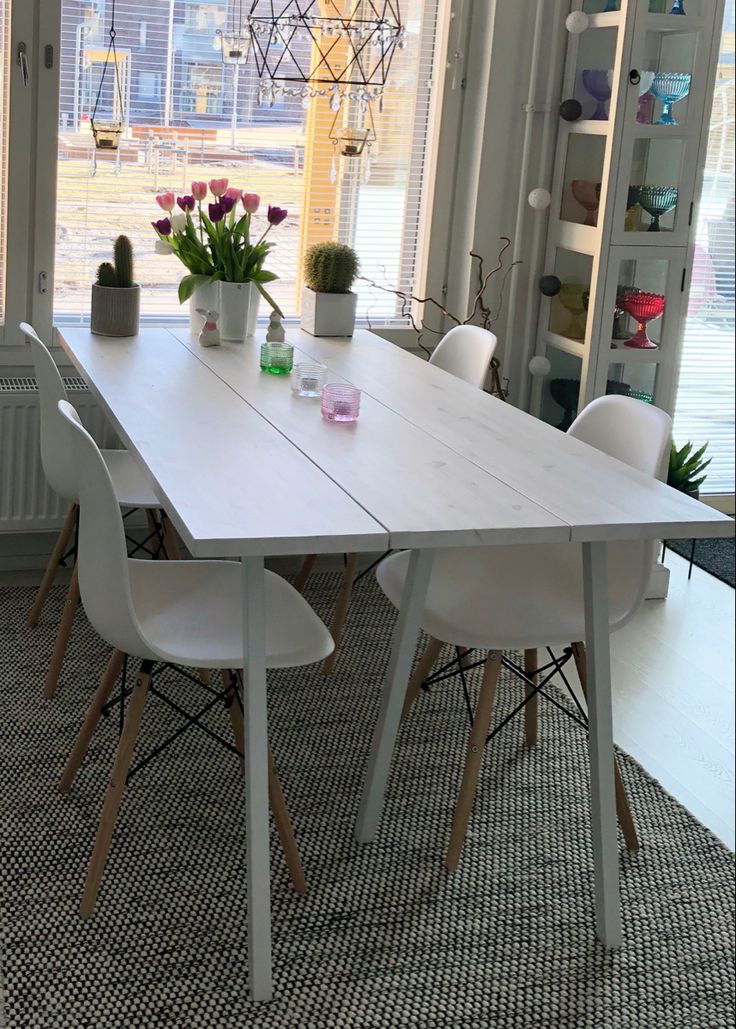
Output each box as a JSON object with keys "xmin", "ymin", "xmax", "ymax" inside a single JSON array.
[{"xmin": 1, "ymin": 575, "xmax": 734, "ymax": 1028}]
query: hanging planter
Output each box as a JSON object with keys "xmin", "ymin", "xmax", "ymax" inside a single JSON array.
[{"xmin": 90, "ymin": 0, "xmax": 127, "ymax": 152}]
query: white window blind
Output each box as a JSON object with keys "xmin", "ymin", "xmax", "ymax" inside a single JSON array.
[
  {"xmin": 54, "ymin": 0, "xmax": 443, "ymax": 323},
  {"xmin": 674, "ymin": 1, "xmax": 735, "ymax": 496},
  {"xmin": 0, "ymin": 1, "xmax": 9, "ymax": 327}
]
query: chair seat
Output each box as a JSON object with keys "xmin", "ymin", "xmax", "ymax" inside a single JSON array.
[
  {"xmin": 101, "ymin": 450, "xmax": 161, "ymax": 509},
  {"xmin": 376, "ymin": 541, "xmax": 647, "ymax": 651},
  {"xmin": 127, "ymin": 559, "xmax": 334, "ymax": 669}
]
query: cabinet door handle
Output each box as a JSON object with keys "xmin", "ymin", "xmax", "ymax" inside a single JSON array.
[
  {"xmin": 17, "ymin": 42, "xmax": 30, "ymax": 86},
  {"xmin": 629, "ymin": 69, "xmax": 641, "ymax": 85}
]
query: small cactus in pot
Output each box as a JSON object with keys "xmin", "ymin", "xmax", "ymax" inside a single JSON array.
[
  {"xmin": 91, "ymin": 235, "xmax": 141, "ymax": 337},
  {"xmin": 301, "ymin": 241, "xmax": 360, "ymax": 337}
]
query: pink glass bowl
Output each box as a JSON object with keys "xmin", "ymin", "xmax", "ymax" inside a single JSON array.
[
  {"xmin": 321, "ymin": 383, "xmax": 361, "ymax": 422},
  {"xmin": 619, "ymin": 290, "xmax": 665, "ymax": 349}
]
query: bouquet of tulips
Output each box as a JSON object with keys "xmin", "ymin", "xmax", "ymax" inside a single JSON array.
[{"xmin": 151, "ymin": 178, "xmax": 288, "ymax": 313}]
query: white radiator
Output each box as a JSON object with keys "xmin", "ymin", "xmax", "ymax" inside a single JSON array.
[{"xmin": 0, "ymin": 377, "xmax": 119, "ymax": 532}]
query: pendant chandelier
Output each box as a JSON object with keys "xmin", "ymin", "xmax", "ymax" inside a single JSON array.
[
  {"xmin": 90, "ymin": 0, "xmax": 127, "ymax": 150},
  {"xmin": 215, "ymin": 0, "xmax": 252, "ymax": 65},
  {"xmin": 247, "ymin": 1, "xmax": 405, "ymax": 113}
]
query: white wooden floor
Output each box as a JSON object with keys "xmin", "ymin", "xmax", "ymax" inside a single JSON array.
[
  {"xmin": 561, "ymin": 549, "xmax": 735, "ymax": 849},
  {"xmin": 3, "ymin": 547, "xmax": 734, "ymax": 848}
]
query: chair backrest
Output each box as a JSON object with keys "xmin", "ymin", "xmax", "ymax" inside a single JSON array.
[
  {"xmin": 568, "ymin": 395, "xmax": 673, "ymax": 631},
  {"xmin": 57, "ymin": 400, "xmax": 145, "ymax": 657},
  {"xmin": 21, "ymin": 322, "xmax": 75, "ymax": 501},
  {"xmin": 428, "ymin": 325, "xmax": 497, "ymax": 389}
]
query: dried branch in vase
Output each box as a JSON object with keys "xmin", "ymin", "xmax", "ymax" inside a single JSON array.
[{"xmin": 360, "ymin": 238, "xmax": 519, "ymax": 401}]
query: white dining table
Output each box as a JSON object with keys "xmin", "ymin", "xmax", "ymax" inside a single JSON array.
[{"xmin": 57, "ymin": 324, "xmax": 733, "ymax": 1003}]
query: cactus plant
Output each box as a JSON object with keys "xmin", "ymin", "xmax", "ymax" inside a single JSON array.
[
  {"xmin": 113, "ymin": 234, "xmax": 135, "ymax": 288},
  {"xmin": 304, "ymin": 242, "xmax": 359, "ymax": 295},
  {"xmin": 96, "ymin": 261, "xmax": 118, "ymax": 288},
  {"xmin": 668, "ymin": 440, "xmax": 711, "ymax": 496}
]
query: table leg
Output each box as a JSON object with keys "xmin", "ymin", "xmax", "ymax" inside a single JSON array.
[
  {"xmin": 582, "ymin": 541, "xmax": 622, "ymax": 949},
  {"xmin": 355, "ymin": 548, "xmax": 434, "ymax": 843},
  {"xmin": 241, "ymin": 556, "xmax": 272, "ymax": 1001}
]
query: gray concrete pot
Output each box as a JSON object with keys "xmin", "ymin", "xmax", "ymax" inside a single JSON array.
[{"xmin": 90, "ymin": 284, "xmax": 141, "ymax": 337}]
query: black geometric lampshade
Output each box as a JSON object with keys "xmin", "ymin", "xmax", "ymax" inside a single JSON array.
[{"xmin": 247, "ymin": 0, "xmax": 405, "ymax": 103}]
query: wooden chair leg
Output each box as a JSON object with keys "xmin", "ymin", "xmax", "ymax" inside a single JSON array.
[
  {"xmin": 28, "ymin": 504, "xmax": 77, "ymax": 628},
  {"xmin": 43, "ymin": 563, "xmax": 80, "ymax": 700},
  {"xmin": 571, "ymin": 642, "xmax": 639, "ymax": 853},
  {"xmin": 401, "ymin": 637, "xmax": 443, "ymax": 724},
  {"xmin": 79, "ymin": 661, "xmax": 152, "ymax": 919},
  {"xmin": 322, "ymin": 553, "xmax": 359, "ymax": 675},
  {"xmin": 292, "ymin": 554, "xmax": 317, "ymax": 594},
  {"xmin": 227, "ymin": 671, "xmax": 307, "ymax": 894},
  {"xmin": 446, "ymin": 650, "xmax": 502, "ymax": 871},
  {"xmin": 524, "ymin": 648, "xmax": 539, "ymax": 747},
  {"xmin": 59, "ymin": 649, "xmax": 125, "ymax": 792},
  {"xmin": 161, "ymin": 512, "xmax": 182, "ymax": 560}
]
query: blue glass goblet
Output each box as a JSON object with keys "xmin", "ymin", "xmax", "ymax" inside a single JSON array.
[
  {"xmin": 638, "ymin": 185, "xmax": 678, "ymax": 231},
  {"xmin": 670, "ymin": 0, "xmax": 685, "ymax": 14},
  {"xmin": 651, "ymin": 71, "xmax": 691, "ymax": 125}
]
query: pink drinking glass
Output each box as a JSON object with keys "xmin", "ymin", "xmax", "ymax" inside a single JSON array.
[{"xmin": 321, "ymin": 383, "xmax": 361, "ymax": 422}]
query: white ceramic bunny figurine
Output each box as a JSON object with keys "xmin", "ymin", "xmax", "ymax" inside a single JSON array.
[
  {"xmin": 266, "ymin": 308, "xmax": 286, "ymax": 343},
  {"xmin": 197, "ymin": 309, "xmax": 220, "ymax": 348}
]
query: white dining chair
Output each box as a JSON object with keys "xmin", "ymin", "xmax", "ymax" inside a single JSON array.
[
  {"xmin": 22, "ymin": 323, "xmax": 174, "ymax": 699},
  {"xmin": 56, "ymin": 400, "xmax": 334, "ymax": 917},
  {"xmin": 296, "ymin": 325, "xmax": 498, "ymax": 674},
  {"xmin": 376, "ymin": 395, "xmax": 672, "ymax": 869},
  {"xmin": 428, "ymin": 324, "xmax": 498, "ymax": 388}
]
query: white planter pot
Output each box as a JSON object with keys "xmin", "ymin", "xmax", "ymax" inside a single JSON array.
[
  {"xmin": 300, "ymin": 287, "xmax": 357, "ymax": 337},
  {"xmin": 219, "ymin": 281, "xmax": 261, "ymax": 341},
  {"xmin": 188, "ymin": 281, "xmax": 219, "ymax": 337}
]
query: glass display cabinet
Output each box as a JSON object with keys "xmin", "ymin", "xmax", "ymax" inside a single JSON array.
[{"xmin": 531, "ymin": 0, "xmax": 726, "ymax": 431}]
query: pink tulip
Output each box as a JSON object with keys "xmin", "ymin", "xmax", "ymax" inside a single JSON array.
[
  {"xmin": 242, "ymin": 193, "xmax": 261, "ymax": 214},
  {"xmin": 155, "ymin": 191, "xmax": 176, "ymax": 212},
  {"xmin": 191, "ymin": 181, "xmax": 208, "ymax": 202},
  {"xmin": 224, "ymin": 187, "xmax": 243, "ymax": 202},
  {"xmin": 209, "ymin": 178, "xmax": 229, "ymax": 198}
]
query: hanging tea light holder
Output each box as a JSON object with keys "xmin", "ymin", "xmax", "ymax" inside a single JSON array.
[
  {"xmin": 90, "ymin": 0, "xmax": 126, "ymax": 151},
  {"xmin": 214, "ymin": 0, "xmax": 252, "ymax": 64}
]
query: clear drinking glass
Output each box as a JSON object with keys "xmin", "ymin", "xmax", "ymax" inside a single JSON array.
[
  {"xmin": 260, "ymin": 342, "xmax": 294, "ymax": 375},
  {"xmin": 292, "ymin": 362, "xmax": 327, "ymax": 397},
  {"xmin": 321, "ymin": 383, "xmax": 361, "ymax": 422}
]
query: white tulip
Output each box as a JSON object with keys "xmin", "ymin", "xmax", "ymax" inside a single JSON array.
[{"xmin": 170, "ymin": 212, "xmax": 187, "ymax": 234}]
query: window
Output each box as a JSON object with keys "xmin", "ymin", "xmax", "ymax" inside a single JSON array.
[
  {"xmin": 673, "ymin": 1, "xmax": 736, "ymax": 496},
  {"xmin": 0, "ymin": 0, "xmax": 9, "ymax": 330},
  {"xmin": 53, "ymin": 0, "xmax": 444, "ymax": 324}
]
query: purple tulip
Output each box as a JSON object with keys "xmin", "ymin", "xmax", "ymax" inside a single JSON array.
[
  {"xmin": 267, "ymin": 205, "xmax": 288, "ymax": 226},
  {"xmin": 221, "ymin": 194, "xmax": 236, "ymax": 215},
  {"xmin": 209, "ymin": 202, "xmax": 224, "ymax": 223},
  {"xmin": 177, "ymin": 194, "xmax": 195, "ymax": 212},
  {"xmin": 152, "ymin": 217, "xmax": 172, "ymax": 236}
]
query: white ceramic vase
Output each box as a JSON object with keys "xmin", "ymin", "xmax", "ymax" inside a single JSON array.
[
  {"xmin": 188, "ymin": 280, "xmax": 219, "ymax": 337},
  {"xmin": 219, "ymin": 281, "xmax": 261, "ymax": 341},
  {"xmin": 300, "ymin": 286, "xmax": 357, "ymax": 337}
]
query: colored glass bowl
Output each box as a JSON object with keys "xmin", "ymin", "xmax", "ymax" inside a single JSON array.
[
  {"xmin": 619, "ymin": 290, "xmax": 665, "ymax": 348},
  {"xmin": 571, "ymin": 180, "xmax": 602, "ymax": 226},
  {"xmin": 582, "ymin": 69, "xmax": 612, "ymax": 120},
  {"xmin": 651, "ymin": 71, "xmax": 691, "ymax": 125},
  {"xmin": 638, "ymin": 185, "xmax": 679, "ymax": 231}
]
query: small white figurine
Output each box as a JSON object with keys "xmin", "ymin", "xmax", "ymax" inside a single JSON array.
[
  {"xmin": 266, "ymin": 308, "xmax": 286, "ymax": 343},
  {"xmin": 197, "ymin": 308, "xmax": 220, "ymax": 348}
]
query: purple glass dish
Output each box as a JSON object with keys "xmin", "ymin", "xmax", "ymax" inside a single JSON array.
[
  {"xmin": 321, "ymin": 384, "xmax": 361, "ymax": 422},
  {"xmin": 582, "ymin": 69, "xmax": 612, "ymax": 120}
]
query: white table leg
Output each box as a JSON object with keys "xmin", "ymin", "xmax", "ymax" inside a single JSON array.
[
  {"xmin": 242, "ymin": 556, "xmax": 272, "ymax": 1001},
  {"xmin": 582, "ymin": 541, "xmax": 622, "ymax": 948},
  {"xmin": 356, "ymin": 548, "xmax": 434, "ymax": 843}
]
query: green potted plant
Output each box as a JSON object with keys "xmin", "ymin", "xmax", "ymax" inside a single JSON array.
[
  {"xmin": 301, "ymin": 242, "xmax": 359, "ymax": 337},
  {"xmin": 668, "ymin": 439, "xmax": 711, "ymax": 499},
  {"xmin": 91, "ymin": 235, "xmax": 140, "ymax": 337}
]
